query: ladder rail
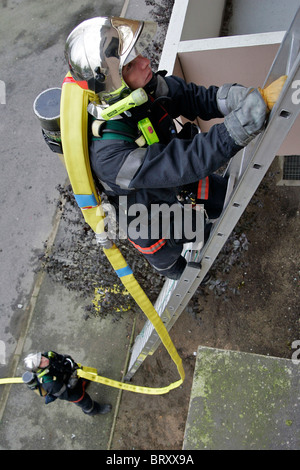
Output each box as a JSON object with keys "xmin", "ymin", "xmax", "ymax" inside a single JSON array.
[
  {"xmin": 264, "ymin": 8, "xmax": 300, "ymax": 85},
  {"xmin": 125, "ymin": 7, "xmax": 300, "ymax": 381}
]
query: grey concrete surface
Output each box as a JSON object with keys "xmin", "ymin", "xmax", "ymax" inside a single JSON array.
[
  {"xmin": 0, "ymin": 0, "xmax": 142, "ymax": 451},
  {"xmin": 184, "ymin": 347, "xmax": 300, "ymax": 450},
  {"xmin": 0, "ymin": 0, "xmax": 125, "ymax": 389},
  {"xmin": 0, "ymin": 258, "xmax": 135, "ymax": 450},
  {"xmin": 0, "ymin": 0, "xmax": 173, "ymax": 451}
]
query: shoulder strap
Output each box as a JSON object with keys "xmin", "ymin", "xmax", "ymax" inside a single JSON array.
[
  {"xmin": 40, "ymin": 374, "xmax": 54, "ymax": 384},
  {"xmin": 91, "ymin": 119, "xmax": 137, "ymax": 143}
]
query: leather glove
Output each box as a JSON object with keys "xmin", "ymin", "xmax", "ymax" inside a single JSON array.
[
  {"xmin": 224, "ymin": 88, "xmax": 267, "ymax": 147},
  {"xmin": 258, "ymin": 75, "xmax": 287, "ymax": 111},
  {"xmin": 217, "ymin": 83, "xmax": 248, "ymax": 116},
  {"xmin": 217, "ymin": 75, "xmax": 287, "ymax": 115}
]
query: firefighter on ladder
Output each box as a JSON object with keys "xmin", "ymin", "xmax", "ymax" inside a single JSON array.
[{"xmin": 63, "ymin": 17, "xmax": 282, "ymax": 280}]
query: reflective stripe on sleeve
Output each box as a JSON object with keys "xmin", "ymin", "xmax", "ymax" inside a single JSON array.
[{"xmin": 116, "ymin": 148, "xmax": 146, "ymax": 189}]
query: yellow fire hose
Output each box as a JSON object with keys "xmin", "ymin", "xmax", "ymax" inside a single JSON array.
[
  {"xmin": 1, "ymin": 250, "xmax": 184, "ymax": 394},
  {"xmin": 2, "ymin": 75, "xmax": 288, "ymax": 393},
  {"xmin": 0, "ymin": 75, "xmax": 184, "ymax": 394},
  {"xmin": 0, "ymin": 378, "xmax": 24, "ymax": 385},
  {"xmin": 0, "ymin": 244, "xmax": 184, "ymax": 395},
  {"xmin": 77, "ymin": 243, "xmax": 185, "ymax": 394},
  {"xmin": 59, "ymin": 75, "xmax": 185, "ymax": 394}
]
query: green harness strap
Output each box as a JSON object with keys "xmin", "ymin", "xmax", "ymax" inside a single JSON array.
[{"xmin": 91, "ymin": 120, "xmax": 137, "ymax": 143}]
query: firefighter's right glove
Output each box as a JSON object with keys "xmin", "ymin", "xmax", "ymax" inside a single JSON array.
[
  {"xmin": 224, "ymin": 88, "xmax": 267, "ymax": 147},
  {"xmin": 258, "ymin": 75, "xmax": 287, "ymax": 111}
]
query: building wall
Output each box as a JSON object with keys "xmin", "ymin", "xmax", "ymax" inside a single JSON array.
[
  {"xmin": 160, "ymin": 0, "xmax": 300, "ymax": 155},
  {"xmin": 225, "ymin": 0, "xmax": 300, "ymax": 36}
]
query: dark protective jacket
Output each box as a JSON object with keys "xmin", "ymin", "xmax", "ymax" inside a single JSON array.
[
  {"xmin": 38, "ymin": 352, "xmax": 80, "ymax": 403},
  {"xmin": 89, "ymin": 73, "xmax": 242, "ymax": 279},
  {"xmin": 38, "ymin": 352, "xmax": 94, "ymax": 413}
]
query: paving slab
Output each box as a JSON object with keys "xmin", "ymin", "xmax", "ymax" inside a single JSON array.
[{"xmin": 183, "ymin": 346, "xmax": 300, "ymax": 450}]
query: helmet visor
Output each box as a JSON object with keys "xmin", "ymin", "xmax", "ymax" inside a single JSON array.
[{"xmin": 111, "ymin": 18, "xmax": 157, "ymax": 67}]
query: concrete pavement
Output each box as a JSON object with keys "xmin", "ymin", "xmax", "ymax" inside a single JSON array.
[
  {"xmin": 0, "ymin": 0, "xmax": 167, "ymax": 450},
  {"xmin": 0, "ymin": 212, "xmax": 135, "ymax": 450}
]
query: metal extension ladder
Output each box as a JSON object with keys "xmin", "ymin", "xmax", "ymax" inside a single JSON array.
[{"xmin": 125, "ymin": 7, "xmax": 300, "ymax": 381}]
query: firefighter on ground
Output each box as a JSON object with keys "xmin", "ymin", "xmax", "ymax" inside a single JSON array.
[
  {"xmin": 64, "ymin": 16, "xmax": 268, "ymax": 280},
  {"xmin": 23, "ymin": 351, "xmax": 112, "ymax": 416}
]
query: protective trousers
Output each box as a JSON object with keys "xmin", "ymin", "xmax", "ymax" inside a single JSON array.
[
  {"xmin": 68, "ymin": 379, "xmax": 95, "ymax": 414},
  {"xmin": 127, "ymin": 173, "xmax": 228, "ymax": 279}
]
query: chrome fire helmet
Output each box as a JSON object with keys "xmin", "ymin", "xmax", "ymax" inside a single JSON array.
[
  {"xmin": 24, "ymin": 352, "xmax": 42, "ymax": 371},
  {"xmin": 64, "ymin": 16, "xmax": 157, "ymax": 104}
]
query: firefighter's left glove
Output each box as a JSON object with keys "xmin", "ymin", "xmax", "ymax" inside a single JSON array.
[
  {"xmin": 224, "ymin": 88, "xmax": 267, "ymax": 147},
  {"xmin": 217, "ymin": 83, "xmax": 248, "ymax": 116}
]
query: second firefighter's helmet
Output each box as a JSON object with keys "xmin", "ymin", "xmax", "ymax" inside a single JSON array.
[
  {"xmin": 23, "ymin": 352, "xmax": 42, "ymax": 371},
  {"xmin": 64, "ymin": 16, "xmax": 157, "ymax": 104}
]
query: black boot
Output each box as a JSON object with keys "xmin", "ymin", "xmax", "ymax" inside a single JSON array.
[{"xmin": 85, "ymin": 402, "xmax": 112, "ymax": 416}]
